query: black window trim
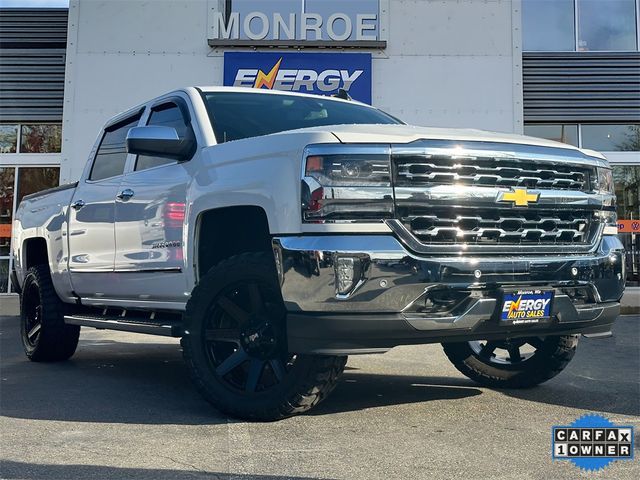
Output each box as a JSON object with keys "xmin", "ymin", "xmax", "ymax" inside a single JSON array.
[
  {"xmin": 87, "ymin": 110, "xmax": 144, "ymax": 183},
  {"xmin": 130, "ymin": 97, "xmax": 197, "ymax": 173}
]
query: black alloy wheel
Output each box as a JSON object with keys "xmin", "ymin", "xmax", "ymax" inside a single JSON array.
[
  {"xmin": 182, "ymin": 252, "xmax": 347, "ymax": 421},
  {"xmin": 442, "ymin": 334, "xmax": 579, "ymax": 388},
  {"xmin": 467, "ymin": 337, "xmax": 545, "ymax": 368},
  {"xmin": 22, "ymin": 282, "xmax": 43, "ymax": 348},
  {"xmin": 20, "ymin": 265, "xmax": 79, "ymax": 362},
  {"xmin": 204, "ymin": 279, "xmax": 291, "ymax": 393}
]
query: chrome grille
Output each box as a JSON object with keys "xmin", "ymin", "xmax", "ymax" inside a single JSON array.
[
  {"xmin": 394, "ymin": 154, "xmax": 594, "ymax": 191},
  {"xmin": 397, "ymin": 206, "xmax": 596, "ymax": 246}
]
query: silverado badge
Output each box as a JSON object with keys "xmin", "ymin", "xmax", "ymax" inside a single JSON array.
[{"xmin": 497, "ymin": 188, "xmax": 540, "ymax": 207}]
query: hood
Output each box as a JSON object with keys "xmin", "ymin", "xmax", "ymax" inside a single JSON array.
[{"xmin": 324, "ymin": 124, "xmax": 605, "ymax": 159}]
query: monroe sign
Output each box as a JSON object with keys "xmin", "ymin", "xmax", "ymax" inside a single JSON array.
[{"xmin": 209, "ymin": 0, "xmax": 384, "ymax": 47}]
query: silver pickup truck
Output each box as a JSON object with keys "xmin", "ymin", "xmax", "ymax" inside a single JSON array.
[{"xmin": 12, "ymin": 87, "xmax": 624, "ymax": 420}]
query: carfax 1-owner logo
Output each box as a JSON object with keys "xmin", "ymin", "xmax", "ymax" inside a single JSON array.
[{"xmin": 552, "ymin": 414, "xmax": 634, "ymax": 472}]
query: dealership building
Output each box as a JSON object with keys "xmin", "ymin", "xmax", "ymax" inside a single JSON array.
[{"xmin": 0, "ymin": 0, "xmax": 639, "ymax": 296}]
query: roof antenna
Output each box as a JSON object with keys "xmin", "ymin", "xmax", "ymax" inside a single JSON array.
[{"xmin": 334, "ymin": 89, "xmax": 352, "ymax": 101}]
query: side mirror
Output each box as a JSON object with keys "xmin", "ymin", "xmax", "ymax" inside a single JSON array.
[{"xmin": 126, "ymin": 126, "xmax": 196, "ymax": 161}]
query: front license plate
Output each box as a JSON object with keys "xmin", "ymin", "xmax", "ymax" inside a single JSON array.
[{"xmin": 500, "ymin": 290, "xmax": 554, "ymax": 325}]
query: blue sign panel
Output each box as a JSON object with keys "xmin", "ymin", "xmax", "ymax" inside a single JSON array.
[
  {"xmin": 501, "ymin": 289, "xmax": 554, "ymax": 325},
  {"xmin": 223, "ymin": 52, "xmax": 372, "ymax": 104}
]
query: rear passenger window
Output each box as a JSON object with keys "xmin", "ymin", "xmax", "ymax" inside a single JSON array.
[
  {"xmin": 135, "ymin": 103, "xmax": 190, "ymax": 172},
  {"xmin": 89, "ymin": 115, "xmax": 140, "ymax": 181}
]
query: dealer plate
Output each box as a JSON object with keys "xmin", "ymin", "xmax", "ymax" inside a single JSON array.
[{"xmin": 500, "ymin": 289, "xmax": 554, "ymax": 325}]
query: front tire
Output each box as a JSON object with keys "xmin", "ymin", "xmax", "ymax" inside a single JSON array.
[
  {"xmin": 182, "ymin": 252, "xmax": 347, "ymax": 421},
  {"xmin": 442, "ymin": 335, "xmax": 579, "ymax": 388},
  {"xmin": 20, "ymin": 265, "xmax": 80, "ymax": 362}
]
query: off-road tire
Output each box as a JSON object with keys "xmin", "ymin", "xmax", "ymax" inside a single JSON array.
[
  {"xmin": 20, "ymin": 265, "xmax": 80, "ymax": 362},
  {"xmin": 442, "ymin": 335, "xmax": 579, "ymax": 388},
  {"xmin": 182, "ymin": 252, "xmax": 347, "ymax": 421}
]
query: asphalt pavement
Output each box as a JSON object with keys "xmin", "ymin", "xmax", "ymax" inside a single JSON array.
[{"xmin": 1, "ymin": 315, "xmax": 638, "ymax": 480}]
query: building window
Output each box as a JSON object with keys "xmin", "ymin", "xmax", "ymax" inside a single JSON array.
[
  {"xmin": 525, "ymin": 123, "xmax": 640, "ymax": 151},
  {"xmin": 525, "ymin": 123, "xmax": 639, "ymax": 285},
  {"xmin": 523, "ymin": 0, "xmax": 576, "ymax": 51},
  {"xmin": 523, "ymin": 0, "xmax": 640, "ymax": 51},
  {"xmin": 0, "ymin": 168, "xmax": 16, "ymax": 294},
  {"xmin": 0, "ymin": 123, "xmax": 62, "ymax": 153},
  {"xmin": 20, "ymin": 124, "xmax": 62, "ymax": 153},
  {"xmin": 0, "ymin": 166, "xmax": 60, "ymax": 294},
  {"xmin": 523, "ymin": 124, "xmax": 579, "ymax": 146},
  {"xmin": 613, "ymin": 165, "xmax": 640, "ymax": 285},
  {"xmin": 0, "ymin": 125, "xmax": 18, "ymax": 154},
  {"xmin": 578, "ymin": 0, "xmax": 638, "ymax": 51},
  {"xmin": 581, "ymin": 124, "xmax": 640, "ymax": 151}
]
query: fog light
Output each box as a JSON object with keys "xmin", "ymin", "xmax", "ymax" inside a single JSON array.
[
  {"xmin": 336, "ymin": 257, "xmax": 356, "ymax": 295},
  {"xmin": 335, "ymin": 256, "xmax": 366, "ymax": 297}
]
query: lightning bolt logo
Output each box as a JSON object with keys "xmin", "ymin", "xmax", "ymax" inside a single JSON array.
[
  {"xmin": 508, "ymin": 295, "xmax": 522, "ymax": 316},
  {"xmin": 254, "ymin": 58, "xmax": 282, "ymax": 89}
]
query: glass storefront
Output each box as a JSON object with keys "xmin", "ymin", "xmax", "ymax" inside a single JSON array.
[
  {"xmin": 0, "ymin": 123, "xmax": 62, "ymax": 154},
  {"xmin": 523, "ymin": 124, "xmax": 579, "ymax": 146},
  {"xmin": 1, "ymin": 120, "xmax": 63, "ymax": 293},
  {"xmin": 523, "ymin": 0, "xmax": 640, "ymax": 51},
  {"xmin": 581, "ymin": 125, "xmax": 640, "ymax": 151},
  {"xmin": 524, "ymin": 124, "xmax": 640, "ymax": 152},
  {"xmin": 0, "ymin": 166, "xmax": 60, "ymax": 293},
  {"xmin": 524, "ymin": 124, "xmax": 639, "ymax": 285},
  {"xmin": 614, "ymin": 165, "xmax": 640, "ymax": 285}
]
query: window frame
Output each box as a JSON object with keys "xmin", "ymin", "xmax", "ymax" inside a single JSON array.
[
  {"xmin": 0, "ymin": 164, "xmax": 61, "ymax": 294},
  {"xmin": 576, "ymin": 0, "xmax": 639, "ymax": 52},
  {"xmin": 523, "ymin": 0, "xmax": 640, "ymax": 52},
  {"xmin": 130, "ymin": 96, "xmax": 197, "ymax": 174},
  {"xmin": 524, "ymin": 123, "xmax": 640, "ymax": 154},
  {"xmin": 86, "ymin": 111, "xmax": 143, "ymax": 183},
  {"xmin": 0, "ymin": 123, "xmax": 63, "ymax": 155}
]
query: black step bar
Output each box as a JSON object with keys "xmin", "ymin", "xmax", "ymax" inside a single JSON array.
[{"xmin": 63, "ymin": 314, "xmax": 183, "ymax": 337}]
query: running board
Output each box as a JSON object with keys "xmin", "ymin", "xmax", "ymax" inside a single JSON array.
[{"xmin": 63, "ymin": 314, "xmax": 183, "ymax": 337}]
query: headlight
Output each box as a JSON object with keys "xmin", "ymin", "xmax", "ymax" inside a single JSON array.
[
  {"xmin": 302, "ymin": 151, "xmax": 393, "ymax": 223},
  {"xmin": 305, "ymin": 154, "xmax": 391, "ymax": 187},
  {"xmin": 595, "ymin": 167, "xmax": 614, "ymax": 194}
]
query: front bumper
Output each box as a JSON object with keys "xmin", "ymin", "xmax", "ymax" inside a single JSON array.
[{"xmin": 273, "ymin": 235, "xmax": 625, "ymax": 354}]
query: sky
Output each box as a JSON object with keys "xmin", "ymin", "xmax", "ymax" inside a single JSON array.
[{"xmin": 0, "ymin": 0, "xmax": 69, "ymax": 7}]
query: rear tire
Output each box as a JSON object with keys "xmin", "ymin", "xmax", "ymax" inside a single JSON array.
[
  {"xmin": 442, "ymin": 335, "xmax": 578, "ymax": 388},
  {"xmin": 182, "ymin": 252, "xmax": 347, "ymax": 421},
  {"xmin": 20, "ymin": 265, "xmax": 80, "ymax": 362}
]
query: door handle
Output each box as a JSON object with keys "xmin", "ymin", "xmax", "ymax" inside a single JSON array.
[
  {"xmin": 117, "ymin": 189, "xmax": 135, "ymax": 200},
  {"xmin": 71, "ymin": 199, "xmax": 85, "ymax": 210}
]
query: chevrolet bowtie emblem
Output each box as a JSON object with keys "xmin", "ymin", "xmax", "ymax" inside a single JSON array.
[{"xmin": 497, "ymin": 188, "xmax": 540, "ymax": 207}]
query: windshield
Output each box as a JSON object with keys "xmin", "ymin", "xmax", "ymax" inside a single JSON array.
[{"xmin": 202, "ymin": 91, "xmax": 402, "ymax": 143}]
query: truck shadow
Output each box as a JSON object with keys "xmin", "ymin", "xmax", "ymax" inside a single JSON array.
[
  {"xmin": 0, "ymin": 461, "xmax": 332, "ymax": 480},
  {"xmin": 309, "ymin": 372, "xmax": 481, "ymax": 415},
  {"xmin": 1, "ymin": 316, "xmax": 637, "ymax": 423},
  {"xmin": 495, "ymin": 315, "xmax": 640, "ymax": 418},
  {"xmin": 0, "ymin": 318, "xmax": 480, "ymax": 425}
]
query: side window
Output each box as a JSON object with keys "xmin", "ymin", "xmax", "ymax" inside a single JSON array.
[
  {"xmin": 89, "ymin": 116, "xmax": 140, "ymax": 181},
  {"xmin": 135, "ymin": 103, "xmax": 190, "ymax": 172}
]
